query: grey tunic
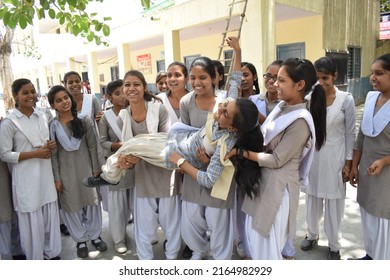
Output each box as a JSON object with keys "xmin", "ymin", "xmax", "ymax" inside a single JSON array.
[
  {"xmin": 0, "ymin": 159, "xmax": 12, "ymax": 224},
  {"xmin": 355, "ymin": 107, "xmax": 390, "ymax": 219},
  {"xmin": 119, "ymin": 104, "xmax": 176, "ymax": 198},
  {"xmin": 50, "ymin": 116, "xmax": 101, "ymax": 212},
  {"xmin": 242, "ymin": 103, "xmax": 311, "ymax": 238},
  {"xmin": 179, "ymin": 91, "xmax": 235, "ymax": 209},
  {"xmin": 98, "ymin": 113, "xmax": 135, "ymax": 191}
]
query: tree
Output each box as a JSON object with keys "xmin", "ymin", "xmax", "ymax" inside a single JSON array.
[
  {"xmin": 0, "ymin": 0, "xmax": 112, "ymax": 110},
  {"xmin": 381, "ymin": 0, "xmax": 390, "ymax": 13}
]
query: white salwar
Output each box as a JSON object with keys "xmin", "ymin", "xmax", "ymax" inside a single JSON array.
[
  {"xmin": 245, "ymin": 188, "xmax": 289, "ymax": 260},
  {"xmin": 360, "ymin": 207, "xmax": 390, "ymax": 260},
  {"xmin": 181, "ymin": 201, "xmax": 234, "ymax": 260}
]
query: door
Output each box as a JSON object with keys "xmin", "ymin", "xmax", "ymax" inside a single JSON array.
[{"xmin": 277, "ymin": 42, "xmax": 305, "ymax": 60}]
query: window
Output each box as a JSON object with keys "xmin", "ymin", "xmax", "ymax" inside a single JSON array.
[
  {"xmin": 224, "ymin": 50, "xmax": 233, "ymax": 74},
  {"xmin": 184, "ymin": 54, "xmax": 200, "ymax": 71},
  {"xmin": 326, "ymin": 51, "xmax": 348, "ymax": 85},
  {"xmin": 110, "ymin": 66, "xmax": 119, "ymax": 81},
  {"xmin": 156, "ymin": 60, "xmax": 165, "ymax": 72},
  {"xmin": 347, "ymin": 47, "xmax": 361, "ymax": 79}
]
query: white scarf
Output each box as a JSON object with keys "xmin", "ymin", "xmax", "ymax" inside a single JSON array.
[
  {"xmin": 78, "ymin": 93, "xmax": 93, "ymax": 118},
  {"xmin": 159, "ymin": 92, "xmax": 178, "ymax": 124},
  {"xmin": 104, "ymin": 109, "xmax": 122, "ymax": 141},
  {"xmin": 7, "ymin": 109, "xmax": 48, "ymax": 148},
  {"xmin": 361, "ymin": 91, "xmax": 390, "ymax": 137},
  {"xmin": 261, "ymin": 102, "xmax": 316, "ymax": 186},
  {"xmin": 49, "ymin": 119, "xmax": 82, "ymax": 151},
  {"xmin": 119, "ymin": 100, "xmax": 161, "ymax": 141}
]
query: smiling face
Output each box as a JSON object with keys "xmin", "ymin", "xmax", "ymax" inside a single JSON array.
[
  {"xmin": 316, "ymin": 71, "xmax": 336, "ymax": 94},
  {"xmin": 110, "ymin": 86, "xmax": 127, "ymax": 108},
  {"xmin": 370, "ymin": 60, "xmax": 390, "ymax": 94},
  {"xmin": 167, "ymin": 65, "xmax": 188, "ymax": 93},
  {"xmin": 156, "ymin": 76, "xmax": 168, "ymax": 93},
  {"xmin": 52, "ymin": 90, "xmax": 72, "ymax": 113},
  {"xmin": 189, "ymin": 65, "xmax": 215, "ymax": 96},
  {"xmin": 274, "ymin": 66, "xmax": 304, "ymax": 105},
  {"xmin": 264, "ymin": 64, "xmax": 280, "ymax": 95},
  {"xmin": 123, "ymin": 75, "xmax": 145, "ymax": 104},
  {"xmin": 241, "ymin": 66, "xmax": 256, "ymax": 92},
  {"xmin": 214, "ymin": 99, "xmax": 238, "ymax": 130},
  {"xmin": 13, "ymin": 83, "xmax": 37, "ymax": 110},
  {"xmin": 64, "ymin": 74, "xmax": 83, "ymax": 96}
]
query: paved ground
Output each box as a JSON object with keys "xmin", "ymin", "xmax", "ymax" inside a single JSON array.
[{"xmin": 58, "ymin": 103, "xmax": 366, "ymax": 261}]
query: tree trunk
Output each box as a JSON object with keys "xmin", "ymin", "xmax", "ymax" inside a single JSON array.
[{"xmin": 0, "ymin": 27, "xmax": 15, "ymax": 111}]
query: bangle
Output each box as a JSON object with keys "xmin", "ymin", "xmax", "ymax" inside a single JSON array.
[{"xmin": 239, "ymin": 148, "xmax": 244, "ymax": 158}]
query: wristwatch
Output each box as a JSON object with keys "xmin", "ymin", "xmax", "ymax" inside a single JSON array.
[{"xmin": 177, "ymin": 158, "xmax": 186, "ymax": 168}]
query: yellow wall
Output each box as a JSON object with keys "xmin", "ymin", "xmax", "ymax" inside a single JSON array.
[{"xmin": 276, "ymin": 15, "xmax": 324, "ymax": 62}]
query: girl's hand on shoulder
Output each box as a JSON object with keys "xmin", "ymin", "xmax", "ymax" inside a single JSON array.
[
  {"xmin": 367, "ymin": 159, "xmax": 384, "ymax": 176},
  {"xmin": 224, "ymin": 148, "xmax": 238, "ymax": 161}
]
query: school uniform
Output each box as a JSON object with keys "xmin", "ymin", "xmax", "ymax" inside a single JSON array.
[
  {"xmin": 118, "ymin": 100, "xmax": 181, "ymax": 260},
  {"xmin": 303, "ymin": 89, "xmax": 356, "ymax": 252},
  {"xmin": 98, "ymin": 110, "xmax": 135, "ymax": 247},
  {"xmin": 0, "ymin": 109, "xmax": 61, "ymax": 259},
  {"xmin": 50, "ymin": 116, "xmax": 103, "ymax": 243},
  {"xmin": 242, "ymin": 102, "xmax": 315, "ymax": 259},
  {"xmin": 355, "ymin": 91, "xmax": 390, "ymax": 259}
]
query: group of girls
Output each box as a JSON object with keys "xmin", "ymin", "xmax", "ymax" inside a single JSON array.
[{"xmin": 1, "ymin": 35, "xmax": 389, "ymax": 260}]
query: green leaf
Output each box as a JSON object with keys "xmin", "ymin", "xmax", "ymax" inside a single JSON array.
[
  {"xmin": 95, "ymin": 36, "xmax": 101, "ymax": 45},
  {"xmin": 56, "ymin": 11, "xmax": 63, "ymax": 19},
  {"xmin": 90, "ymin": 13, "xmax": 97, "ymax": 17},
  {"xmin": 87, "ymin": 33, "xmax": 94, "ymax": 42},
  {"xmin": 38, "ymin": 8, "xmax": 45, "ymax": 19},
  {"xmin": 59, "ymin": 15, "xmax": 65, "ymax": 25},
  {"xmin": 102, "ymin": 24, "xmax": 110, "ymax": 36},
  {"xmin": 72, "ymin": 25, "xmax": 80, "ymax": 36},
  {"xmin": 48, "ymin": 8, "xmax": 55, "ymax": 19},
  {"xmin": 103, "ymin": 17, "xmax": 112, "ymax": 21},
  {"xmin": 3, "ymin": 11, "xmax": 11, "ymax": 26},
  {"xmin": 95, "ymin": 23, "xmax": 102, "ymax": 32},
  {"xmin": 11, "ymin": 0, "xmax": 19, "ymax": 6},
  {"xmin": 19, "ymin": 16, "xmax": 27, "ymax": 29},
  {"xmin": 67, "ymin": 0, "xmax": 77, "ymax": 7}
]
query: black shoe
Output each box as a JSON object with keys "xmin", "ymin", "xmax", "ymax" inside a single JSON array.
[
  {"xmin": 76, "ymin": 242, "xmax": 89, "ymax": 258},
  {"xmin": 45, "ymin": 256, "xmax": 61, "ymax": 260},
  {"xmin": 60, "ymin": 224, "xmax": 70, "ymax": 236},
  {"xmin": 182, "ymin": 245, "xmax": 193, "ymax": 259},
  {"xmin": 348, "ymin": 254, "xmax": 373, "ymax": 260},
  {"xmin": 12, "ymin": 254, "xmax": 26, "ymax": 260},
  {"xmin": 300, "ymin": 236, "xmax": 319, "ymax": 251},
  {"xmin": 91, "ymin": 237, "xmax": 107, "ymax": 252},
  {"xmin": 327, "ymin": 248, "xmax": 341, "ymax": 260},
  {"xmin": 83, "ymin": 175, "xmax": 117, "ymax": 188}
]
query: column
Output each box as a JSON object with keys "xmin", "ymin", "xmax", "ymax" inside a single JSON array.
[
  {"xmin": 87, "ymin": 51, "xmax": 99, "ymax": 95},
  {"xmin": 51, "ymin": 62, "xmax": 61, "ymax": 86},
  {"xmin": 38, "ymin": 66, "xmax": 49, "ymax": 96},
  {"xmin": 163, "ymin": 30, "xmax": 181, "ymax": 67},
  {"xmin": 66, "ymin": 57, "xmax": 76, "ymax": 72},
  {"xmin": 117, "ymin": 43, "xmax": 131, "ymax": 79}
]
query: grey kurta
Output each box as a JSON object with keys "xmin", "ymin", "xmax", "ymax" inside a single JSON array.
[
  {"xmin": 179, "ymin": 91, "xmax": 235, "ymax": 209},
  {"xmin": 355, "ymin": 107, "xmax": 390, "ymax": 219},
  {"xmin": 0, "ymin": 159, "xmax": 12, "ymax": 224},
  {"xmin": 242, "ymin": 103, "xmax": 311, "ymax": 238},
  {"xmin": 118, "ymin": 104, "xmax": 176, "ymax": 198},
  {"xmin": 98, "ymin": 113, "xmax": 135, "ymax": 192},
  {"xmin": 50, "ymin": 116, "xmax": 101, "ymax": 212}
]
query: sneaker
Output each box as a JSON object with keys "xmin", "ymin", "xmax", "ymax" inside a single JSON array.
[
  {"xmin": 348, "ymin": 254, "xmax": 372, "ymax": 260},
  {"xmin": 115, "ymin": 242, "xmax": 127, "ymax": 254},
  {"xmin": 76, "ymin": 242, "xmax": 89, "ymax": 258},
  {"xmin": 60, "ymin": 224, "xmax": 70, "ymax": 236},
  {"xmin": 91, "ymin": 237, "xmax": 107, "ymax": 252},
  {"xmin": 300, "ymin": 236, "xmax": 319, "ymax": 251},
  {"xmin": 327, "ymin": 248, "xmax": 341, "ymax": 260},
  {"xmin": 83, "ymin": 175, "xmax": 116, "ymax": 188}
]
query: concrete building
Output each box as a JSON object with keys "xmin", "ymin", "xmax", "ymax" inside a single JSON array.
[{"xmin": 10, "ymin": 0, "xmax": 380, "ymax": 102}]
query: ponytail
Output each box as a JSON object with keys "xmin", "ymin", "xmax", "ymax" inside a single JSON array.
[{"xmin": 309, "ymin": 83, "xmax": 327, "ymax": 150}]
